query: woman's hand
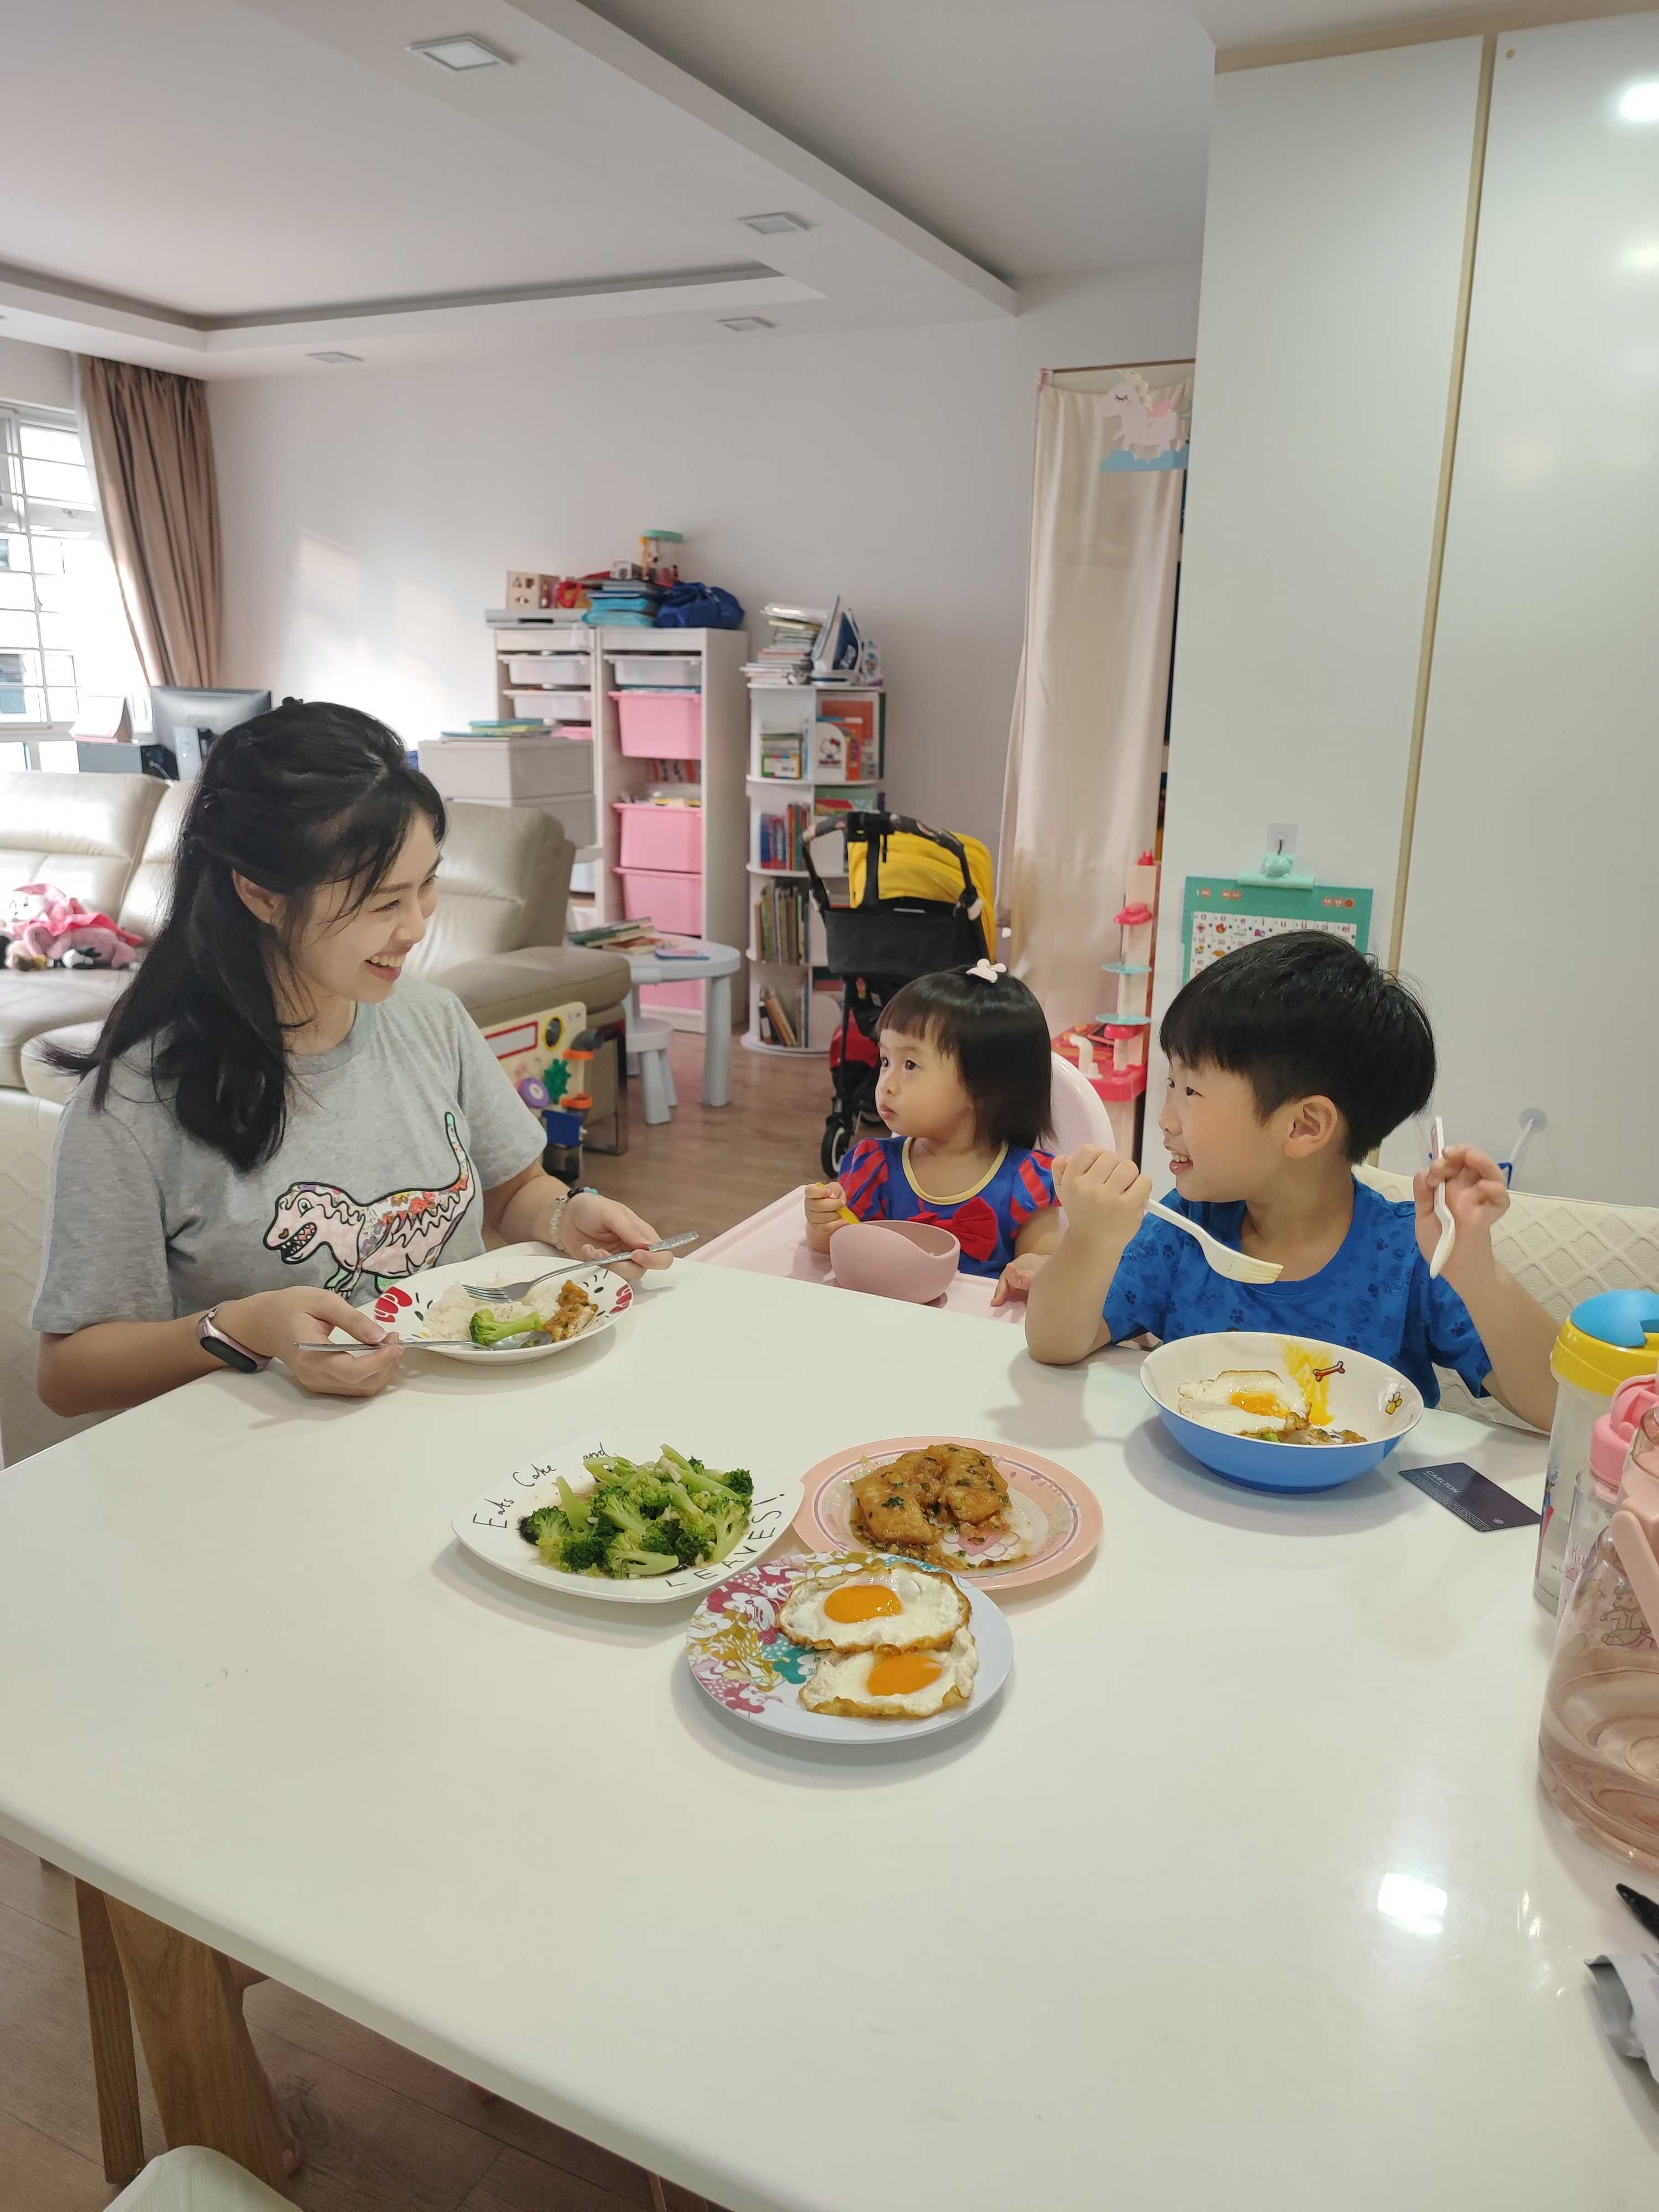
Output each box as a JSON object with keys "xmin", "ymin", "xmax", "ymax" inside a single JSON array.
[
  {"xmin": 217, "ymin": 1287, "xmax": 403, "ymax": 1399},
  {"xmin": 557, "ymin": 1191, "xmax": 671, "ymax": 1277}
]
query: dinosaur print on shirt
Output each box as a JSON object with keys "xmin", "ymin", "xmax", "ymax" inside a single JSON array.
[{"xmin": 264, "ymin": 1111, "xmax": 476, "ymax": 1292}]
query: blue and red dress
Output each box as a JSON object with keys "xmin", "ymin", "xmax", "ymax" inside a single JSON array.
[{"xmin": 839, "ymin": 1136, "xmax": 1057, "ymax": 1278}]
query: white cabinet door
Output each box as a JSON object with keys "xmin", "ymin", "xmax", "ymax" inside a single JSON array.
[{"xmin": 1391, "ymin": 15, "xmax": 1659, "ymax": 1203}]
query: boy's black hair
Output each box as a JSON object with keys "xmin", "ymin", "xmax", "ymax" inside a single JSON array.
[
  {"xmin": 1159, "ymin": 931, "xmax": 1435, "ymax": 1161},
  {"xmin": 878, "ymin": 967, "xmax": 1052, "ymax": 1150}
]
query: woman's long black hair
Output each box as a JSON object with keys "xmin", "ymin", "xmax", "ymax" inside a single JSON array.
[{"xmin": 50, "ymin": 702, "xmax": 445, "ymax": 1171}]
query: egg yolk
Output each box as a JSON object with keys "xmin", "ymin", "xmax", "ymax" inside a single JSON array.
[
  {"xmin": 824, "ymin": 1582, "xmax": 904, "ymax": 1623},
  {"xmin": 1229, "ymin": 1389, "xmax": 1287, "ymax": 1418},
  {"xmin": 866, "ymin": 1652, "xmax": 943, "ymax": 1697}
]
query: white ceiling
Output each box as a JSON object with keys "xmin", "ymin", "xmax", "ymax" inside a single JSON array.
[{"xmin": 0, "ymin": 0, "xmax": 1489, "ymax": 377}]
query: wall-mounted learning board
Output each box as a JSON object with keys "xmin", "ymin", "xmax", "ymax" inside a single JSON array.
[{"xmin": 1181, "ymin": 877, "xmax": 1373, "ymax": 982}]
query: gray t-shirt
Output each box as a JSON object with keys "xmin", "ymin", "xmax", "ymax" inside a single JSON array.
[{"xmin": 32, "ymin": 980, "xmax": 546, "ymax": 1333}]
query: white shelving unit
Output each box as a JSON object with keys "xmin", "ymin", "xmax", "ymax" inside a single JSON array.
[
  {"xmin": 479, "ymin": 619, "xmax": 749, "ymax": 1034},
  {"xmin": 743, "ymin": 684, "xmax": 885, "ymax": 1056}
]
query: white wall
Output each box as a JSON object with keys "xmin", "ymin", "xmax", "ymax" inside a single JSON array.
[
  {"xmin": 211, "ymin": 267, "xmax": 1199, "ymax": 851},
  {"xmin": 0, "ymin": 336, "xmax": 74, "ymax": 411},
  {"xmin": 1149, "ymin": 41, "xmax": 1483, "ymax": 1156}
]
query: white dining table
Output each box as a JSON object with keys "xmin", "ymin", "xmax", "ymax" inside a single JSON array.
[{"xmin": 1, "ymin": 1256, "xmax": 1655, "ymax": 2210}]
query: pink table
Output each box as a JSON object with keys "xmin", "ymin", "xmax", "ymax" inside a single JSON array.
[{"xmin": 697, "ymin": 1187, "xmax": 1022, "ymax": 1322}]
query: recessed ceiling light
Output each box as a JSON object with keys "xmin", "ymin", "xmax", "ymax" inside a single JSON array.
[
  {"xmin": 718, "ymin": 317, "xmax": 774, "ymax": 332},
  {"xmin": 409, "ymin": 33, "xmax": 510, "ymax": 71},
  {"xmin": 308, "ymin": 350, "xmax": 363, "ymax": 364},
  {"xmin": 739, "ymin": 212, "xmax": 810, "ymax": 236},
  {"xmin": 1619, "ymin": 79, "xmax": 1659, "ymax": 122}
]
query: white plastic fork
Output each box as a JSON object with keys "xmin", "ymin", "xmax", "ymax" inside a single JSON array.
[
  {"xmin": 1427, "ymin": 1117, "xmax": 1455, "ymax": 1280},
  {"xmin": 1146, "ymin": 1198, "xmax": 1284, "ymax": 1284}
]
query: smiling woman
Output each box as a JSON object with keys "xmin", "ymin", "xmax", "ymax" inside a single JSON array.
[{"xmin": 30, "ymin": 701, "xmax": 669, "ymax": 1417}]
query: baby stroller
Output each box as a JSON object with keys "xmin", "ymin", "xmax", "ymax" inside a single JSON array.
[{"xmin": 802, "ymin": 811, "xmax": 995, "ymax": 1177}]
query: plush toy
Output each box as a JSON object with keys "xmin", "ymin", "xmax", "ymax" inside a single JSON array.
[{"xmin": 3, "ymin": 883, "xmax": 145, "ymax": 971}]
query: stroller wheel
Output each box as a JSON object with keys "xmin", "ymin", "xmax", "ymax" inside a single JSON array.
[{"xmin": 821, "ymin": 1117, "xmax": 854, "ymax": 1179}]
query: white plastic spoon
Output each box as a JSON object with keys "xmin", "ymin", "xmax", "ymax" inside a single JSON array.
[
  {"xmin": 1427, "ymin": 1117, "xmax": 1455, "ymax": 1281},
  {"xmin": 1146, "ymin": 1198, "xmax": 1284, "ymax": 1284}
]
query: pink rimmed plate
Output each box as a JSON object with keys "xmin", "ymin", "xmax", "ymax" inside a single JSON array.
[{"xmin": 792, "ymin": 1434, "xmax": 1102, "ymax": 1590}]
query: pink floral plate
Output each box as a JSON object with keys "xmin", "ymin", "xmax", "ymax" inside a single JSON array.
[
  {"xmin": 792, "ymin": 1434, "xmax": 1102, "ymax": 1590},
  {"xmin": 686, "ymin": 1549, "xmax": 1014, "ymax": 1743}
]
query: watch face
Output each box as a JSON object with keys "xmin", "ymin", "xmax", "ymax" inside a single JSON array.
[{"xmin": 200, "ymin": 1317, "xmax": 259, "ymax": 1373}]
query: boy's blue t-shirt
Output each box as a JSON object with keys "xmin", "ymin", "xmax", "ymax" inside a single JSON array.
[{"xmin": 1103, "ymin": 1179, "xmax": 1490, "ymax": 1407}]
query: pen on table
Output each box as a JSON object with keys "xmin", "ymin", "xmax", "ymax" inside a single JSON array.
[{"xmin": 1615, "ymin": 1884, "xmax": 1659, "ymax": 1941}]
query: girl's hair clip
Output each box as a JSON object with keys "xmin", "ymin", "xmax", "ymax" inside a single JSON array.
[{"xmin": 966, "ymin": 959, "xmax": 1007, "ymax": 984}]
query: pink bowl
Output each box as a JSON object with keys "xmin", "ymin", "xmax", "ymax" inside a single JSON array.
[{"xmin": 829, "ymin": 1219, "xmax": 961, "ymax": 1303}]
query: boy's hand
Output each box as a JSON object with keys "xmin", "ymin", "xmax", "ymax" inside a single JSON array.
[
  {"xmin": 805, "ymin": 1181, "xmax": 849, "ymax": 1235},
  {"xmin": 1053, "ymin": 1146, "xmax": 1152, "ymax": 1251},
  {"xmin": 992, "ymin": 1253, "xmax": 1048, "ymax": 1307},
  {"xmin": 1415, "ymin": 1142, "xmax": 1509, "ymax": 1285}
]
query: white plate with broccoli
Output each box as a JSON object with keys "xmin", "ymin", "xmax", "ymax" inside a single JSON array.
[
  {"xmin": 378, "ymin": 1262, "xmax": 633, "ymax": 1363},
  {"xmin": 451, "ymin": 1430, "xmax": 803, "ymax": 1605}
]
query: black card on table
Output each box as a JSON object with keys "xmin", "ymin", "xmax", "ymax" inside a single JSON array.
[{"xmin": 1396, "ymin": 1460, "xmax": 1542, "ymax": 1532}]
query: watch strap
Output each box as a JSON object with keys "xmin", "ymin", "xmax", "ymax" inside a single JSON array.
[{"xmin": 197, "ymin": 1305, "xmax": 271, "ymax": 1374}]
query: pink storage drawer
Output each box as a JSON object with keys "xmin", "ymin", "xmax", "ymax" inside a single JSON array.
[
  {"xmin": 615, "ymin": 802, "xmax": 702, "ymax": 872},
  {"xmin": 641, "ymin": 979, "xmax": 703, "ymax": 1014},
  {"xmin": 612, "ymin": 690, "xmax": 702, "ymax": 759},
  {"xmin": 615, "ymin": 868, "xmax": 702, "ymax": 935}
]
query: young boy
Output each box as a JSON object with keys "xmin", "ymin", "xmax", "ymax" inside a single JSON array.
[{"xmin": 1024, "ymin": 932, "xmax": 1558, "ymax": 1428}]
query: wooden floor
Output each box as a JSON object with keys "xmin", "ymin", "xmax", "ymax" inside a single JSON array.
[{"xmin": 0, "ymin": 1029, "xmax": 823, "ymax": 2211}]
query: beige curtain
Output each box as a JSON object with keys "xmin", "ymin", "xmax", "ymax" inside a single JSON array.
[
  {"xmin": 1000, "ymin": 366, "xmax": 1190, "ymax": 1030},
  {"xmin": 79, "ymin": 356, "xmax": 221, "ymax": 688}
]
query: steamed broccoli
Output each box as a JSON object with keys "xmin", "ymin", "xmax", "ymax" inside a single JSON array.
[
  {"xmin": 530, "ymin": 1446, "xmax": 754, "ymax": 1578},
  {"xmin": 518, "ymin": 1504, "xmax": 569, "ymax": 1550},
  {"xmin": 469, "ymin": 1301, "xmax": 538, "ymax": 1348}
]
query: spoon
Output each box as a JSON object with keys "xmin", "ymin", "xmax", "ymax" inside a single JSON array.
[
  {"xmin": 1427, "ymin": 1117, "xmax": 1455, "ymax": 1281},
  {"xmin": 1145, "ymin": 1198, "xmax": 1284, "ymax": 1285},
  {"xmin": 296, "ymin": 1328, "xmax": 557, "ymax": 1354}
]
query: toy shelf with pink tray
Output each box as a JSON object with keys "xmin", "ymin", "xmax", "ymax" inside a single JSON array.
[{"xmin": 474, "ymin": 618, "xmax": 749, "ymax": 1034}]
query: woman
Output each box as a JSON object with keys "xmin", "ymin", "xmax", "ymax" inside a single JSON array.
[{"xmin": 34, "ymin": 701, "xmax": 667, "ymax": 1416}]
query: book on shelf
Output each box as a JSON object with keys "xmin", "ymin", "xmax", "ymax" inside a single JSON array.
[
  {"xmin": 814, "ymin": 695, "xmax": 880, "ymax": 780},
  {"xmin": 571, "ymin": 920, "xmax": 663, "ymax": 950},
  {"xmin": 757, "ymin": 802, "xmax": 811, "ymax": 871},
  {"xmin": 759, "ymin": 985, "xmax": 803, "ymax": 1050},
  {"xmin": 752, "ymin": 878, "xmax": 810, "ymax": 965},
  {"xmin": 759, "ymin": 734, "xmax": 805, "ymax": 779}
]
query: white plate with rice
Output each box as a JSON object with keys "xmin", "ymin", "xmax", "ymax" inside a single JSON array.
[{"xmin": 367, "ymin": 1248, "xmax": 633, "ymax": 1364}]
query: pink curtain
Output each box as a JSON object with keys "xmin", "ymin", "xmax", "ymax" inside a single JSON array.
[
  {"xmin": 1000, "ymin": 366, "xmax": 1190, "ymax": 1032},
  {"xmin": 79, "ymin": 356, "xmax": 221, "ymax": 688}
]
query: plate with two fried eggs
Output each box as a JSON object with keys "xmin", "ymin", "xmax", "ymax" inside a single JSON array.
[
  {"xmin": 686, "ymin": 1550, "xmax": 1014, "ymax": 1741},
  {"xmin": 792, "ymin": 1436, "xmax": 1102, "ymax": 1589}
]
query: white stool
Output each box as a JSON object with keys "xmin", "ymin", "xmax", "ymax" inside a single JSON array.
[{"xmin": 627, "ymin": 1016, "xmax": 677, "ymax": 1125}]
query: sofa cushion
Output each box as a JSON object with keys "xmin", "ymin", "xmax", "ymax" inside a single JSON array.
[
  {"xmin": 430, "ymin": 944, "xmax": 633, "ymax": 1031},
  {"xmin": 0, "ymin": 970, "xmax": 127, "ymax": 1088},
  {"xmin": 409, "ymin": 804, "xmax": 573, "ymax": 978},
  {"xmin": 0, "ymin": 769, "xmax": 165, "ymax": 922},
  {"xmin": 117, "ymin": 784, "xmax": 190, "ymax": 942}
]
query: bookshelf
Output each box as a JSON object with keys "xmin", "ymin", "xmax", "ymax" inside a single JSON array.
[
  {"xmin": 481, "ymin": 619, "xmax": 749, "ymax": 1033},
  {"xmin": 743, "ymin": 684, "xmax": 885, "ymax": 1055}
]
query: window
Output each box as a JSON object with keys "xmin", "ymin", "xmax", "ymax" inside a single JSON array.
[{"xmin": 0, "ymin": 402, "xmax": 145, "ymax": 743}]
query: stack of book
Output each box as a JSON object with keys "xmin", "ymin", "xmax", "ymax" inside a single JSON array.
[
  {"xmin": 757, "ymin": 983, "xmax": 805, "ymax": 1049},
  {"xmin": 757, "ymin": 802, "xmax": 811, "ymax": 871},
  {"xmin": 437, "ymin": 719, "xmax": 553, "ymax": 739},
  {"xmin": 753, "ymin": 879, "xmax": 810, "ymax": 964},
  {"xmin": 570, "ymin": 919, "xmax": 664, "ymax": 952},
  {"xmin": 742, "ymin": 599, "xmax": 880, "ymax": 687},
  {"xmin": 758, "ymin": 733, "xmax": 805, "ymax": 779},
  {"xmin": 582, "ymin": 576, "xmax": 661, "ymax": 630}
]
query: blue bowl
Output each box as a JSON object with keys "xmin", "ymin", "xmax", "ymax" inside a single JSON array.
[{"xmin": 1140, "ymin": 1332, "xmax": 1423, "ymax": 1495}]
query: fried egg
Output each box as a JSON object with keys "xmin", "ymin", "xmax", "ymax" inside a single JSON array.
[
  {"xmin": 779, "ymin": 1567, "xmax": 968, "ymax": 1652},
  {"xmin": 1178, "ymin": 1368, "xmax": 1308, "ymax": 1436},
  {"xmin": 799, "ymin": 1629, "xmax": 979, "ymax": 1718}
]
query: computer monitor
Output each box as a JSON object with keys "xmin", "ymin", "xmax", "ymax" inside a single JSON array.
[{"xmin": 148, "ymin": 686, "xmax": 273, "ymax": 781}]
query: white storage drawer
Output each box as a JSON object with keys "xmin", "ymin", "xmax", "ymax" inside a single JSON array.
[
  {"xmin": 507, "ymin": 689, "xmax": 594, "ymax": 721},
  {"xmin": 612, "ymin": 654, "xmax": 701, "ymax": 688},
  {"xmin": 504, "ymin": 653, "xmax": 591, "ymax": 686},
  {"xmin": 424, "ymin": 735, "xmax": 594, "ymax": 802}
]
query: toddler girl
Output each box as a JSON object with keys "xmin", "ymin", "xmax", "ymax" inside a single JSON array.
[{"xmin": 804, "ymin": 962, "xmax": 1061, "ymax": 1301}]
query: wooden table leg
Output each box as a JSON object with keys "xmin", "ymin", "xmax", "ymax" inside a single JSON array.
[
  {"xmin": 73, "ymin": 1881, "xmax": 144, "ymax": 2185},
  {"xmin": 102, "ymin": 1893, "xmax": 290, "ymax": 2190}
]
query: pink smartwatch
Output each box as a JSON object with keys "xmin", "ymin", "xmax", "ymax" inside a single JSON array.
[{"xmin": 197, "ymin": 1305, "xmax": 271, "ymax": 1375}]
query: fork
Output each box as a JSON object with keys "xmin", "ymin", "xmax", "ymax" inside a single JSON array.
[
  {"xmin": 463, "ymin": 1231, "xmax": 698, "ymax": 1301},
  {"xmin": 1427, "ymin": 1117, "xmax": 1456, "ymax": 1280},
  {"xmin": 1145, "ymin": 1198, "xmax": 1284, "ymax": 1284}
]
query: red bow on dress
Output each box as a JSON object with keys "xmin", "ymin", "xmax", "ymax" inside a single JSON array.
[{"xmin": 912, "ymin": 1196, "xmax": 1000, "ymax": 1264}]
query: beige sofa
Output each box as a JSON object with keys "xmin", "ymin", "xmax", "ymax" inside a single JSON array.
[{"xmin": 0, "ymin": 769, "xmax": 633, "ymax": 1464}]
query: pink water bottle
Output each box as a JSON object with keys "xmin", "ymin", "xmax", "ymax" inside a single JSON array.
[{"xmin": 1540, "ymin": 1400, "xmax": 1659, "ymax": 1871}]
